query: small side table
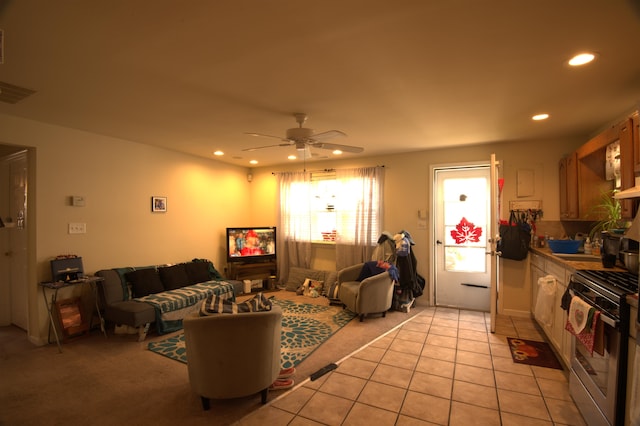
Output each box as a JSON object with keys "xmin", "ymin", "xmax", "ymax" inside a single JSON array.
[{"xmin": 40, "ymin": 276, "xmax": 106, "ymax": 352}]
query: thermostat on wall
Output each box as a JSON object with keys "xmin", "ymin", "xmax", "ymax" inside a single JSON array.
[{"xmin": 71, "ymin": 196, "xmax": 85, "ymax": 207}]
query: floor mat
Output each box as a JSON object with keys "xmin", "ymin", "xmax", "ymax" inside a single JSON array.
[{"xmin": 506, "ymin": 337, "xmax": 563, "ymax": 370}]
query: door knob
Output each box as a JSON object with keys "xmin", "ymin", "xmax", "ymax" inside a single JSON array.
[{"xmin": 436, "ymin": 240, "xmax": 442, "ymax": 245}]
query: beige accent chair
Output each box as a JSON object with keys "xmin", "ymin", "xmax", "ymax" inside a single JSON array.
[
  {"xmin": 183, "ymin": 305, "xmax": 282, "ymax": 409},
  {"xmin": 337, "ymin": 263, "xmax": 394, "ymax": 321}
]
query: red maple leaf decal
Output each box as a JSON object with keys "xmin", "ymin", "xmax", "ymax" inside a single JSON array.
[{"xmin": 450, "ymin": 217, "xmax": 482, "ymax": 244}]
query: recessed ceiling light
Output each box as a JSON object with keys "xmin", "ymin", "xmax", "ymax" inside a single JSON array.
[
  {"xmin": 532, "ymin": 113, "xmax": 549, "ymax": 121},
  {"xmin": 568, "ymin": 53, "xmax": 596, "ymax": 66},
  {"xmin": 213, "ymin": 150, "xmax": 224, "ymax": 156},
  {"xmin": 333, "ymin": 150, "xmax": 343, "ymax": 155},
  {"xmin": 288, "ymin": 155, "xmax": 297, "ymax": 160},
  {"xmin": 249, "ymin": 160, "xmax": 258, "ymax": 165}
]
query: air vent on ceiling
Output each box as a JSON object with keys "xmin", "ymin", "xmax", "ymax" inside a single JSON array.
[{"xmin": 0, "ymin": 81, "xmax": 36, "ymax": 104}]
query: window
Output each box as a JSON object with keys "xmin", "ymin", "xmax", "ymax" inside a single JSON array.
[{"xmin": 278, "ymin": 167, "xmax": 383, "ymax": 245}]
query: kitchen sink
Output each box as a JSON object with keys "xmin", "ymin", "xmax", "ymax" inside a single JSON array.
[{"xmin": 552, "ymin": 253, "xmax": 602, "ymax": 262}]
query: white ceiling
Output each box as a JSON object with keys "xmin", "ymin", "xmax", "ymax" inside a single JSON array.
[{"xmin": 2, "ymin": 0, "xmax": 640, "ymax": 167}]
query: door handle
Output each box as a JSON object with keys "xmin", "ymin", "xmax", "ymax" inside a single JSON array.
[{"xmin": 436, "ymin": 240, "xmax": 442, "ymax": 245}]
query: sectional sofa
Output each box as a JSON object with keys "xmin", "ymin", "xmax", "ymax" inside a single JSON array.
[{"xmin": 95, "ymin": 260, "xmax": 243, "ymax": 341}]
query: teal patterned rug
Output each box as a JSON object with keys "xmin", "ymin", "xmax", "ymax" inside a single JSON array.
[{"xmin": 147, "ymin": 298, "xmax": 356, "ymax": 368}]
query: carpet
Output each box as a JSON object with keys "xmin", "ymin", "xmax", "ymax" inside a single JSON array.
[
  {"xmin": 147, "ymin": 297, "xmax": 356, "ymax": 368},
  {"xmin": 506, "ymin": 337, "xmax": 563, "ymax": 370}
]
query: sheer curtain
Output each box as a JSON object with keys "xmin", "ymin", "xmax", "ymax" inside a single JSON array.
[
  {"xmin": 276, "ymin": 171, "xmax": 312, "ymax": 284},
  {"xmin": 334, "ymin": 166, "xmax": 384, "ymax": 270}
]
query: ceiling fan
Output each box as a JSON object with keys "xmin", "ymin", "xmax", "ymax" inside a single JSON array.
[{"xmin": 242, "ymin": 113, "xmax": 364, "ymax": 154}]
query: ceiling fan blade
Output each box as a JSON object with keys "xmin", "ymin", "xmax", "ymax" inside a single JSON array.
[
  {"xmin": 244, "ymin": 132, "xmax": 288, "ymax": 141},
  {"xmin": 241, "ymin": 142, "xmax": 291, "ymax": 152},
  {"xmin": 314, "ymin": 142, "xmax": 364, "ymax": 153},
  {"xmin": 309, "ymin": 130, "xmax": 346, "ymax": 141}
]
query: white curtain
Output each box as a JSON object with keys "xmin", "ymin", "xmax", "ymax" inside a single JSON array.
[
  {"xmin": 276, "ymin": 171, "xmax": 312, "ymax": 284},
  {"xmin": 335, "ymin": 166, "xmax": 384, "ymax": 270}
]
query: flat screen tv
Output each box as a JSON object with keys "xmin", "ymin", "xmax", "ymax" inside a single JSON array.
[{"xmin": 226, "ymin": 227, "xmax": 276, "ymax": 263}]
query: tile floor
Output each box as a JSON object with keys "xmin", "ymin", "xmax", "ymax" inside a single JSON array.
[{"xmin": 236, "ymin": 307, "xmax": 586, "ymax": 425}]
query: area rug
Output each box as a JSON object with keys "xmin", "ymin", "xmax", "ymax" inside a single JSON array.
[
  {"xmin": 147, "ymin": 298, "xmax": 356, "ymax": 368},
  {"xmin": 506, "ymin": 337, "xmax": 563, "ymax": 370}
]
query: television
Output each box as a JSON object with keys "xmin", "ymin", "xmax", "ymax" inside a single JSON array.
[{"xmin": 226, "ymin": 227, "xmax": 276, "ymax": 263}]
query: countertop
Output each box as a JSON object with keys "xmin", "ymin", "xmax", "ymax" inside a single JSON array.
[{"xmin": 530, "ymin": 247, "xmax": 638, "ymax": 309}]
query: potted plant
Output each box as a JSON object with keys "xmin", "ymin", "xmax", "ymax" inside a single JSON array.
[{"xmin": 587, "ymin": 190, "xmax": 626, "ymax": 240}]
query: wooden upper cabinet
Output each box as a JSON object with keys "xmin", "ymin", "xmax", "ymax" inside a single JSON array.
[
  {"xmin": 559, "ymin": 152, "xmax": 578, "ymax": 219},
  {"xmin": 618, "ymin": 117, "xmax": 635, "ymax": 219},
  {"xmin": 632, "ymin": 111, "xmax": 640, "ymax": 174}
]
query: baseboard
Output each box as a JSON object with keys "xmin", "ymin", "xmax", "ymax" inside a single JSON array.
[{"xmin": 500, "ymin": 308, "xmax": 531, "ymax": 318}]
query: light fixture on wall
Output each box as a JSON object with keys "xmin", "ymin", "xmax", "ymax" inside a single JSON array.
[{"xmin": 247, "ymin": 173, "xmax": 253, "ymax": 182}]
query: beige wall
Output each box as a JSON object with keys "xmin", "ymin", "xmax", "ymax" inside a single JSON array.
[
  {"xmin": 0, "ymin": 110, "xmax": 584, "ymax": 344},
  {"xmin": 0, "ymin": 113, "xmax": 251, "ymax": 344}
]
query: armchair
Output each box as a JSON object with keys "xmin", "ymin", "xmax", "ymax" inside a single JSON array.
[
  {"xmin": 337, "ymin": 262, "xmax": 394, "ymax": 322},
  {"xmin": 183, "ymin": 305, "xmax": 282, "ymax": 409}
]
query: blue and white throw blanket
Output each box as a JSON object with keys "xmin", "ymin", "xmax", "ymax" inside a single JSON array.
[{"xmin": 136, "ymin": 280, "xmax": 235, "ymax": 334}]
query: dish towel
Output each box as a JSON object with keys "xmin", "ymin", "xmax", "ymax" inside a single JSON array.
[
  {"xmin": 567, "ymin": 296, "xmax": 590, "ymax": 333},
  {"xmin": 565, "ymin": 297, "xmax": 601, "ymax": 356}
]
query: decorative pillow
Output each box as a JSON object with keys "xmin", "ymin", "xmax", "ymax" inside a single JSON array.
[
  {"xmin": 125, "ymin": 268, "xmax": 164, "ymax": 297},
  {"xmin": 192, "ymin": 258, "xmax": 223, "ymax": 279},
  {"xmin": 158, "ymin": 264, "xmax": 191, "ymax": 290},
  {"xmin": 285, "ymin": 267, "xmax": 326, "ymax": 291},
  {"xmin": 184, "ymin": 261, "xmax": 210, "ymax": 284},
  {"xmin": 200, "ymin": 292, "xmax": 272, "ymax": 315}
]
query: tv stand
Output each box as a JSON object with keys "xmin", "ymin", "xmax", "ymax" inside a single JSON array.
[{"xmin": 226, "ymin": 260, "xmax": 277, "ymax": 292}]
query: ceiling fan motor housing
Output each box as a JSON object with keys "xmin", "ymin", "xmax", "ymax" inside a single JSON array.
[{"xmin": 286, "ymin": 127, "xmax": 314, "ymax": 141}]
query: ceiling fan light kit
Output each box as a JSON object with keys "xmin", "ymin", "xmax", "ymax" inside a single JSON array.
[{"xmin": 242, "ymin": 113, "xmax": 364, "ymax": 157}]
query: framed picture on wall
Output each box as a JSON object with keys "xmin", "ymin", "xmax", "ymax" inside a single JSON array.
[{"xmin": 151, "ymin": 196, "xmax": 167, "ymax": 212}]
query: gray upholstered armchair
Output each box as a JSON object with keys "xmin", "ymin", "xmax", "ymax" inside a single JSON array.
[
  {"xmin": 183, "ymin": 305, "xmax": 282, "ymax": 409},
  {"xmin": 337, "ymin": 263, "xmax": 394, "ymax": 321}
]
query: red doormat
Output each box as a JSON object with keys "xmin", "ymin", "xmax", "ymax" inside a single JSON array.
[{"xmin": 506, "ymin": 337, "xmax": 563, "ymax": 370}]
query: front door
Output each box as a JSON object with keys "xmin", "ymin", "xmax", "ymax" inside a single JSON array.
[{"xmin": 433, "ymin": 164, "xmax": 491, "ymax": 311}]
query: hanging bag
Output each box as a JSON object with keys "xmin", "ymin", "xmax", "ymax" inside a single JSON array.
[{"xmin": 497, "ymin": 211, "xmax": 531, "ymax": 261}]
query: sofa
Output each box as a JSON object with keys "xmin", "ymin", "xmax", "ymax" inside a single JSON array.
[{"xmin": 95, "ymin": 260, "xmax": 243, "ymax": 341}]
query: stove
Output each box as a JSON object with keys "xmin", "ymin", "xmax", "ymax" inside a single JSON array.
[{"xmin": 569, "ymin": 269, "xmax": 636, "ymax": 425}]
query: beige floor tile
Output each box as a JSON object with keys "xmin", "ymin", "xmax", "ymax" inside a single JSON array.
[
  {"xmin": 492, "ymin": 355, "xmax": 534, "ymax": 376},
  {"xmin": 490, "ymin": 343, "xmax": 513, "ymax": 359},
  {"xmin": 434, "ymin": 308, "xmax": 459, "ymax": 318},
  {"xmin": 380, "ymin": 348, "xmax": 420, "ymax": 369},
  {"xmin": 408, "ymin": 371, "xmax": 453, "ymax": 399},
  {"xmin": 536, "ymin": 377, "xmax": 572, "ymax": 401},
  {"xmin": 271, "ymin": 386, "xmax": 316, "ymax": 414},
  {"xmin": 389, "ymin": 338, "xmax": 425, "ymax": 355},
  {"xmin": 400, "ymin": 390, "xmax": 451, "ymax": 425},
  {"xmin": 426, "ymin": 333, "xmax": 457, "ymax": 349},
  {"xmin": 297, "ymin": 391, "xmax": 354, "ymax": 425},
  {"xmin": 531, "ymin": 365, "xmax": 568, "ymax": 382},
  {"xmin": 459, "ymin": 310, "xmax": 486, "ymax": 321},
  {"xmin": 487, "ymin": 333, "xmax": 510, "ymax": 345},
  {"xmin": 337, "ymin": 357, "xmax": 378, "ymax": 380},
  {"xmin": 451, "ymin": 380, "xmax": 498, "ymax": 409},
  {"xmin": 429, "ymin": 325, "xmax": 458, "ymax": 337},
  {"xmin": 494, "ymin": 370, "xmax": 541, "ymax": 395},
  {"xmin": 455, "ymin": 350, "xmax": 493, "ymax": 369},
  {"xmin": 288, "ymin": 416, "xmax": 326, "ymax": 425},
  {"xmin": 517, "ymin": 329, "xmax": 546, "ymax": 340},
  {"xmin": 497, "ymin": 389, "xmax": 551, "ymax": 421},
  {"xmin": 458, "ymin": 329, "xmax": 489, "ymax": 342},
  {"xmin": 371, "ymin": 363, "xmax": 414, "ymax": 389},
  {"xmin": 352, "ymin": 345, "xmax": 386, "ymax": 363},
  {"xmin": 401, "ymin": 320, "xmax": 430, "ymax": 333},
  {"xmin": 303, "ymin": 371, "xmax": 330, "ymax": 390},
  {"xmin": 500, "ymin": 412, "xmax": 553, "ymax": 425},
  {"xmin": 237, "ymin": 405, "xmax": 296, "ymax": 425},
  {"xmin": 343, "ymin": 401, "xmax": 398, "ymax": 426},
  {"xmin": 458, "ymin": 320, "xmax": 487, "ymax": 332},
  {"xmin": 318, "ymin": 371, "xmax": 367, "ymax": 400},
  {"xmin": 395, "ymin": 414, "xmax": 441, "ymax": 425},
  {"xmin": 421, "ymin": 345, "xmax": 456, "ymax": 362},
  {"xmin": 457, "ymin": 338, "xmax": 490, "ymax": 354},
  {"xmin": 449, "ymin": 400, "xmax": 500, "ymax": 426},
  {"xmin": 494, "ymin": 325, "xmax": 517, "ymax": 336},
  {"xmin": 370, "ymin": 334, "xmax": 394, "ymax": 350},
  {"xmin": 395, "ymin": 329, "xmax": 428, "ymax": 344},
  {"xmin": 415, "ymin": 356, "xmax": 455, "ymax": 378},
  {"xmin": 545, "ymin": 397, "xmax": 587, "ymax": 425},
  {"xmin": 357, "ymin": 380, "xmax": 407, "ymax": 413},
  {"xmin": 454, "ymin": 364, "xmax": 495, "ymax": 387},
  {"xmin": 431, "ymin": 318, "xmax": 459, "ymax": 329}
]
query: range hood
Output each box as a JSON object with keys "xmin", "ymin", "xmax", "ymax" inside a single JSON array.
[{"xmin": 615, "ymin": 177, "xmax": 640, "ymax": 199}]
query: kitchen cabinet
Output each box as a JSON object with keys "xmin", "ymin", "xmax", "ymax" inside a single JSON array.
[
  {"xmin": 529, "ymin": 254, "xmax": 572, "ymax": 367},
  {"xmin": 559, "ymin": 152, "xmax": 579, "ymax": 219},
  {"xmin": 632, "ymin": 111, "xmax": 640, "ymax": 174},
  {"xmin": 575, "ymin": 117, "xmax": 636, "ymax": 221}
]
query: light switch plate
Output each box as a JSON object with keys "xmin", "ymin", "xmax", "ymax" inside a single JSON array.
[
  {"xmin": 72, "ymin": 196, "xmax": 85, "ymax": 207},
  {"xmin": 68, "ymin": 222, "xmax": 86, "ymax": 234}
]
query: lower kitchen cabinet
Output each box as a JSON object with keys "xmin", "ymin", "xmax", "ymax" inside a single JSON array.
[{"xmin": 530, "ymin": 253, "xmax": 572, "ymax": 367}]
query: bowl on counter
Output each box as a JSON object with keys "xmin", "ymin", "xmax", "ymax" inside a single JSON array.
[{"xmin": 547, "ymin": 239, "xmax": 581, "ymax": 254}]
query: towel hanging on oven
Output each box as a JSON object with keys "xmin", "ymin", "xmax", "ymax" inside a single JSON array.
[{"xmin": 565, "ymin": 296, "xmax": 605, "ymax": 356}]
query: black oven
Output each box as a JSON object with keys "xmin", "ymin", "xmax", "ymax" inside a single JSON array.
[{"xmin": 568, "ymin": 270, "xmax": 637, "ymax": 426}]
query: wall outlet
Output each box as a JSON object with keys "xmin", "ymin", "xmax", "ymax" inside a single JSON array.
[{"xmin": 68, "ymin": 222, "xmax": 86, "ymax": 234}]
